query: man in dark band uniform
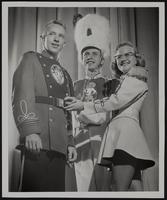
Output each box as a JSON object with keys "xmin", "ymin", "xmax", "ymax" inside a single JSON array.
[{"xmin": 12, "ymin": 19, "xmax": 77, "ymax": 191}]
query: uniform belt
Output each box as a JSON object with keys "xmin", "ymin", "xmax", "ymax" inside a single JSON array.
[{"xmin": 35, "ymin": 96, "xmax": 64, "ymax": 108}]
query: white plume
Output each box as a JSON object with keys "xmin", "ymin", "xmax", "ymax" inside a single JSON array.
[{"xmin": 74, "ymin": 14, "xmax": 111, "ymax": 63}]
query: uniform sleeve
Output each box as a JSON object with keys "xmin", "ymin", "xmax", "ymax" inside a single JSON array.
[
  {"xmin": 12, "ymin": 52, "xmax": 41, "ymax": 137},
  {"xmin": 102, "ymin": 78, "xmax": 120, "ymax": 97},
  {"xmin": 64, "ymin": 70, "xmax": 75, "ymax": 146},
  {"xmin": 78, "ymin": 111, "xmax": 107, "ymax": 125},
  {"xmin": 83, "ymin": 76, "xmax": 148, "ymax": 114},
  {"xmin": 66, "ymin": 70, "xmax": 74, "ymax": 96}
]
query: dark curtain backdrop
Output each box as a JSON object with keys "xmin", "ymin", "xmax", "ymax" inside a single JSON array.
[{"xmin": 8, "ymin": 7, "xmax": 159, "ymax": 191}]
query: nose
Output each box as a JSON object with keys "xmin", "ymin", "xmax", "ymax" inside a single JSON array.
[
  {"xmin": 53, "ymin": 35, "xmax": 59, "ymax": 42},
  {"xmin": 120, "ymin": 54, "xmax": 127, "ymax": 61},
  {"xmin": 87, "ymin": 53, "xmax": 93, "ymax": 59}
]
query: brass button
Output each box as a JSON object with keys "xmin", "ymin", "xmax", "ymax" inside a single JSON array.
[
  {"xmin": 49, "ymin": 96, "xmax": 53, "ymax": 98},
  {"xmin": 43, "ymin": 64, "xmax": 46, "ymax": 67},
  {"xmin": 49, "ymin": 107, "xmax": 53, "ymax": 111},
  {"xmin": 49, "ymin": 118, "xmax": 53, "ymax": 122},
  {"xmin": 49, "ymin": 85, "xmax": 53, "ymax": 88},
  {"xmin": 46, "ymin": 74, "xmax": 50, "ymax": 78}
]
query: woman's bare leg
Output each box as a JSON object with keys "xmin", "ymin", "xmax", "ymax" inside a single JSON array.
[
  {"xmin": 112, "ymin": 165, "xmax": 135, "ymax": 191},
  {"xmin": 129, "ymin": 180, "xmax": 143, "ymax": 191}
]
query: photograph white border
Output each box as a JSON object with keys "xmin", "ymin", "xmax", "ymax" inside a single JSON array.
[{"xmin": 2, "ymin": 1, "xmax": 165, "ymax": 198}]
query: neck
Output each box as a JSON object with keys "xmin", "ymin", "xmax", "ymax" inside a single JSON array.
[{"xmin": 86, "ymin": 68, "xmax": 101, "ymax": 79}]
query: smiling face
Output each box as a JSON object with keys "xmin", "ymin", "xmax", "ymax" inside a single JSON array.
[
  {"xmin": 82, "ymin": 48, "xmax": 104, "ymax": 72},
  {"xmin": 115, "ymin": 45, "xmax": 137, "ymax": 74},
  {"xmin": 43, "ymin": 23, "xmax": 66, "ymax": 56}
]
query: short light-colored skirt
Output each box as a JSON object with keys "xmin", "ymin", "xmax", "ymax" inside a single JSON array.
[{"xmin": 97, "ymin": 117, "xmax": 155, "ymax": 170}]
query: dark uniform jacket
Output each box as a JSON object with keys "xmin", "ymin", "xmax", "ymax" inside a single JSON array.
[{"xmin": 12, "ymin": 50, "xmax": 74, "ymax": 155}]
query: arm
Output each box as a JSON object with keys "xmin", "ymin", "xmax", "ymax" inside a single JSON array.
[
  {"xmin": 74, "ymin": 80, "xmax": 108, "ymax": 125},
  {"xmin": 83, "ymin": 76, "xmax": 148, "ymax": 114},
  {"xmin": 12, "ymin": 52, "xmax": 42, "ymax": 152}
]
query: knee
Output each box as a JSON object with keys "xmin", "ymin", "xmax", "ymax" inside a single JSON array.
[
  {"xmin": 115, "ymin": 184, "xmax": 129, "ymax": 191},
  {"xmin": 111, "ymin": 180, "xmax": 130, "ymax": 191}
]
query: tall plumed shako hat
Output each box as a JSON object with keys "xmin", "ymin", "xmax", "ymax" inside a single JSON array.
[{"xmin": 74, "ymin": 14, "xmax": 111, "ymax": 63}]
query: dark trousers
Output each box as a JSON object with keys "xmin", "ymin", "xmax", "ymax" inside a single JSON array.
[{"xmin": 21, "ymin": 150, "xmax": 66, "ymax": 191}]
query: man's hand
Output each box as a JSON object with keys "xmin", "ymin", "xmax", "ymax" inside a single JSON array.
[
  {"xmin": 64, "ymin": 96, "xmax": 84, "ymax": 111},
  {"xmin": 67, "ymin": 145, "xmax": 77, "ymax": 167},
  {"xmin": 25, "ymin": 133, "xmax": 43, "ymax": 153}
]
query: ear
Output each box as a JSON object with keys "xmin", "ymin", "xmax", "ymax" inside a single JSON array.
[
  {"xmin": 114, "ymin": 58, "xmax": 117, "ymax": 65},
  {"xmin": 40, "ymin": 35, "xmax": 45, "ymax": 43},
  {"xmin": 100, "ymin": 57, "xmax": 105, "ymax": 66},
  {"xmin": 135, "ymin": 53, "xmax": 145, "ymax": 67}
]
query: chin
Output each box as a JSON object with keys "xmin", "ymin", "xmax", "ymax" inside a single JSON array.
[
  {"xmin": 88, "ymin": 64, "xmax": 97, "ymax": 69},
  {"xmin": 49, "ymin": 49, "xmax": 59, "ymax": 55},
  {"xmin": 88, "ymin": 66, "xmax": 95, "ymax": 70},
  {"xmin": 89, "ymin": 68, "xmax": 97, "ymax": 73}
]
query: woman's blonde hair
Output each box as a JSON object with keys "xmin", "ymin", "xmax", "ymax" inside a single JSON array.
[{"xmin": 111, "ymin": 41, "xmax": 145, "ymax": 78}]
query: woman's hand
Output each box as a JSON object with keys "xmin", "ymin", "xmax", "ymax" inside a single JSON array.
[{"xmin": 64, "ymin": 96, "xmax": 84, "ymax": 111}]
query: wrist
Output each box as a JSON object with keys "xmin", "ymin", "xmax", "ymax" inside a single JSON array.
[
  {"xmin": 81, "ymin": 102, "xmax": 84, "ymax": 111},
  {"xmin": 67, "ymin": 144, "xmax": 76, "ymax": 149}
]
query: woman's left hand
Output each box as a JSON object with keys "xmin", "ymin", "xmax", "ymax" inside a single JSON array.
[{"xmin": 64, "ymin": 96, "xmax": 84, "ymax": 111}]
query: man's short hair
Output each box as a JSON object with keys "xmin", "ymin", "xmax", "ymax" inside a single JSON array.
[
  {"xmin": 41, "ymin": 19, "xmax": 66, "ymax": 39},
  {"xmin": 81, "ymin": 46, "xmax": 102, "ymax": 56}
]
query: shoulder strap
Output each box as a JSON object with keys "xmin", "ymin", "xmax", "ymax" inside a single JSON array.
[{"xmin": 108, "ymin": 89, "xmax": 148, "ymax": 125}]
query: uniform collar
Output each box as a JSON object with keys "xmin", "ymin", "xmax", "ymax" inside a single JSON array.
[
  {"xmin": 41, "ymin": 50, "xmax": 59, "ymax": 62},
  {"xmin": 85, "ymin": 69, "xmax": 102, "ymax": 79},
  {"xmin": 85, "ymin": 71, "xmax": 103, "ymax": 80}
]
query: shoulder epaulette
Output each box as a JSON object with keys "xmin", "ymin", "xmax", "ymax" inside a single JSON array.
[
  {"xmin": 128, "ymin": 74, "xmax": 147, "ymax": 83},
  {"xmin": 24, "ymin": 51, "xmax": 36, "ymax": 55}
]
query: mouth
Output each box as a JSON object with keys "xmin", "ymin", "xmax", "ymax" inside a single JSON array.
[
  {"xmin": 51, "ymin": 43, "xmax": 59, "ymax": 48},
  {"xmin": 120, "ymin": 60, "xmax": 130, "ymax": 66},
  {"xmin": 86, "ymin": 60, "xmax": 95, "ymax": 64}
]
